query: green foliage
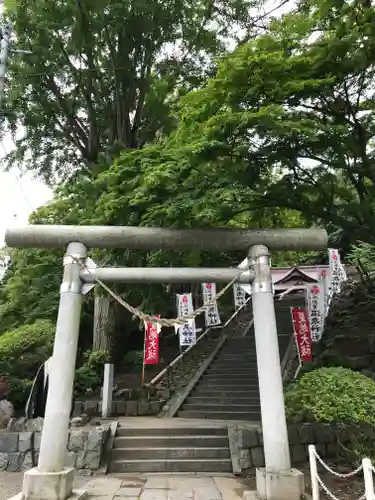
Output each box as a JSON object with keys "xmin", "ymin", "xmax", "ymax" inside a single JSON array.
[
  {"xmin": 285, "ymin": 367, "xmax": 375, "ymax": 426},
  {"xmin": 123, "ymin": 351, "xmax": 144, "ymax": 371},
  {"xmin": 0, "ymin": 320, "xmax": 54, "ymax": 379},
  {"xmin": 7, "ymin": 378, "xmax": 33, "ymax": 410},
  {"xmin": 0, "ymin": 320, "xmax": 54, "ymax": 410},
  {"xmin": 4, "ymin": 0, "xmax": 260, "ymax": 182},
  {"xmin": 134, "ymin": 0, "xmax": 375, "ymax": 252},
  {"xmin": 347, "ymin": 242, "xmax": 375, "ymax": 275},
  {"xmin": 74, "ymin": 350, "xmax": 110, "ymax": 395}
]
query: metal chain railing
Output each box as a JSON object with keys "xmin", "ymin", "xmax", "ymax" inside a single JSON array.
[
  {"xmin": 309, "ymin": 445, "xmax": 372, "ymax": 500},
  {"xmin": 71, "ymin": 255, "xmax": 246, "ymax": 327}
]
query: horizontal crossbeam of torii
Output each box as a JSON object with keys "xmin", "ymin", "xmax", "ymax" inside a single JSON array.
[
  {"xmin": 4, "ymin": 224, "xmax": 328, "ymax": 500},
  {"xmin": 5, "ymin": 224, "xmax": 327, "ymax": 250}
]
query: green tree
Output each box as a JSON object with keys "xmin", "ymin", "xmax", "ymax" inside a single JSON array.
[
  {"xmin": 4, "ymin": 0, "xmax": 263, "ymax": 182},
  {"xmin": 134, "ymin": 0, "xmax": 375, "ymax": 253}
]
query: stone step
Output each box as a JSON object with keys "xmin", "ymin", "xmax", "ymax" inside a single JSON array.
[
  {"xmin": 108, "ymin": 458, "xmax": 233, "ymax": 473},
  {"xmin": 214, "ymin": 356, "xmax": 257, "ymax": 361},
  {"xmin": 201, "ymin": 375, "xmax": 258, "ymax": 387},
  {"xmin": 207, "ymin": 367, "xmax": 258, "ymax": 373},
  {"xmin": 225, "ymin": 338, "xmax": 256, "ymax": 343},
  {"xmin": 182, "ymin": 404, "xmax": 260, "ymax": 412},
  {"xmin": 186, "ymin": 396, "xmax": 260, "ymax": 405},
  {"xmin": 192, "ymin": 389, "xmax": 259, "ymax": 398},
  {"xmin": 217, "ymin": 348, "xmax": 256, "ymax": 352},
  {"xmin": 177, "ymin": 410, "xmax": 261, "ymax": 420},
  {"xmin": 111, "ymin": 447, "xmax": 231, "ymax": 460},
  {"xmin": 116, "ymin": 426, "xmax": 227, "ymax": 437},
  {"xmin": 195, "ymin": 383, "xmax": 259, "ymax": 391},
  {"xmin": 113, "ymin": 435, "xmax": 229, "ymax": 448},
  {"xmin": 200, "ymin": 374, "xmax": 258, "ymax": 381},
  {"xmin": 201, "ymin": 374, "xmax": 258, "ymax": 381}
]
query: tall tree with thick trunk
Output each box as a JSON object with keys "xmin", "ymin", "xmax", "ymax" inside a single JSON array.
[{"xmin": 4, "ymin": 0, "xmax": 264, "ymax": 183}]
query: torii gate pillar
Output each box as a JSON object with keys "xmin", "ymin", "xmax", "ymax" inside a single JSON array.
[{"xmin": 250, "ymin": 245, "xmax": 304, "ymax": 500}]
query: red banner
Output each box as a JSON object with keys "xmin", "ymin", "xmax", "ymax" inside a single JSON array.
[
  {"xmin": 144, "ymin": 316, "xmax": 160, "ymax": 365},
  {"xmin": 291, "ymin": 307, "xmax": 313, "ymax": 362}
]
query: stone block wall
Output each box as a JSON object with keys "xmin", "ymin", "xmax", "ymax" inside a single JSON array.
[
  {"xmin": 233, "ymin": 423, "xmax": 341, "ymax": 473},
  {"xmin": 73, "ymin": 398, "xmax": 165, "ymax": 417},
  {"xmin": 0, "ymin": 422, "xmax": 110, "ymax": 472}
]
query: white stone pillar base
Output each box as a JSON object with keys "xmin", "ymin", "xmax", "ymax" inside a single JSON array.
[
  {"xmin": 7, "ymin": 467, "xmax": 87, "ymax": 500},
  {"xmin": 243, "ymin": 468, "xmax": 305, "ymax": 500}
]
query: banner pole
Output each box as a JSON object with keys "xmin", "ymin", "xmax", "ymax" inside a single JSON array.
[{"xmin": 141, "ymin": 323, "xmax": 147, "ymax": 387}]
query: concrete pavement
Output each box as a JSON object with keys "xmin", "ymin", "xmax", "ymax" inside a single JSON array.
[{"xmin": 83, "ymin": 473, "xmax": 250, "ymax": 500}]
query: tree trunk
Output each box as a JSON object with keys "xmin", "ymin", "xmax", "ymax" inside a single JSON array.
[{"xmin": 93, "ymin": 292, "xmax": 118, "ymax": 360}]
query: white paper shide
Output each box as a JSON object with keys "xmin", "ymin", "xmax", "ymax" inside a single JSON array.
[
  {"xmin": 176, "ymin": 293, "xmax": 196, "ymax": 346},
  {"xmin": 202, "ymin": 283, "xmax": 221, "ymax": 327}
]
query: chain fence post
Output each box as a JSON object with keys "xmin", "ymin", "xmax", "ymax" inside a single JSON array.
[
  {"xmin": 309, "ymin": 445, "xmax": 320, "ymax": 500},
  {"xmin": 363, "ymin": 458, "xmax": 375, "ymax": 500}
]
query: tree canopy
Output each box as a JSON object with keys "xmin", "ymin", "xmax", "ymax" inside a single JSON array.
[
  {"xmin": 2, "ymin": 0, "xmax": 375, "ymax": 359},
  {"xmin": 4, "ymin": 0, "xmax": 264, "ymax": 182}
]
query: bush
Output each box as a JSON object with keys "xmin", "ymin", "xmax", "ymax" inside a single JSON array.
[
  {"xmin": 0, "ymin": 320, "xmax": 54, "ymax": 379},
  {"xmin": 285, "ymin": 367, "xmax": 375, "ymax": 426},
  {"xmin": 75, "ymin": 350, "xmax": 109, "ymax": 395},
  {"xmin": 123, "ymin": 350, "xmax": 143, "ymax": 371},
  {"xmin": 7, "ymin": 378, "xmax": 33, "ymax": 410}
]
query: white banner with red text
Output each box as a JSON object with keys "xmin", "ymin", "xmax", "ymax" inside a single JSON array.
[
  {"xmin": 328, "ymin": 248, "xmax": 347, "ymax": 299},
  {"xmin": 306, "ymin": 283, "xmax": 325, "ymax": 342},
  {"xmin": 202, "ymin": 283, "xmax": 221, "ymax": 327},
  {"xmin": 175, "ymin": 293, "xmax": 196, "ymax": 346},
  {"xmin": 174, "ymin": 293, "xmax": 194, "ymax": 335}
]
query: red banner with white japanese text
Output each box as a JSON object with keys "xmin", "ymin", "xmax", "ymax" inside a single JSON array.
[
  {"xmin": 291, "ymin": 307, "xmax": 313, "ymax": 362},
  {"xmin": 144, "ymin": 315, "xmax": 160, "ymax": 365}
]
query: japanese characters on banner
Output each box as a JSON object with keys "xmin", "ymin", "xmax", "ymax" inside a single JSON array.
[
  {"xmin": 328, "ymin": 248, "xmax": 347, "ymax": 298},
  {"xmin": 233, "ymin": 283, "xmax": 247, "ymax": 309},
  {"xmin": 291, "ymin": 307, "xmax": 313, "ymax": 362},
  {"xmin": 175, "ymin": 293, "xmax": 196, "ymax": 347},
  {"xmin": 179, "ymin": 319, "xmax": 197, "ymax": 347},
  {"xmin": 318, "ymin": 270, "xmax": 330, "ymax": 318},
  {"xmin": 144, "ymin": 315, "xmax": 160, "ymax": 365},
  {"xmin": 202, "ymin": 283, "xmax": 221, "ymax": 327},
  {"xmin": 174, "ymin": 293, "xmax": 194, "ymax": 334},
  {"xmin": 306, "ymin": 284, "xmax": 325, "ymax": 342}
]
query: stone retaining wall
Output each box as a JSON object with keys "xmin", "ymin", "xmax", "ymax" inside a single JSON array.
[
  {"xmin": 73, "ymin": 399, "xmax": 165, "ymax": 417},
  {"xmin": 0, "ymin": 421, "xmax": 110, "ymax": 472},
  {"xmin": 232, "ymin": 423, "xmax": 342, "ymax": 473}
]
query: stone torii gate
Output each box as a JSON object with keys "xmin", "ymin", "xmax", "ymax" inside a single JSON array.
[{"xmin": 5, "ymin": 225, "xmax": 328, "ymax": 500}]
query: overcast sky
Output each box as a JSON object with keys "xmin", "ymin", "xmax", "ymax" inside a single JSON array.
[{"xmin": 0, "ymin": 142, "xmax": 53, "ymax": 245}]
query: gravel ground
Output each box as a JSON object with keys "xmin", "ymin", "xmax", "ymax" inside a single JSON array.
[
  {"xmin": 243, "ymin": 463, "xmax": 365, "ymax": 500},
  {"xmin": 0, "ymin": 472, "xmax": 24, "ymax": 500},
  {"xmin": 0, "ymin": 471, "xmax": 91, "ymax": 500},
  {"xmin": 299, "ymin": 464, "xmax": 364, "ymax": 500}
]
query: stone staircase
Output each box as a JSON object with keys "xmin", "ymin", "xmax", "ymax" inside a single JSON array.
[
  {"xmin": 176, "ymin": 332, "xmax": 289, "ymax": 420},
  {"xmin": 176, "ymin": 299, "xmax": 296, "ymax": 420},
  {"xmin": 108, "ymin": 423, "xmax": 232, "ymax": 473},
  {"xmin": 107, "ymin": 297, "xmax": 300, "ymax": 474}
]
